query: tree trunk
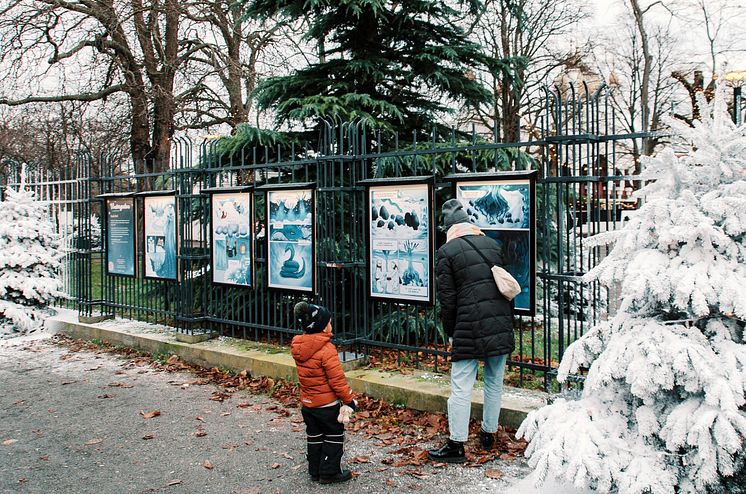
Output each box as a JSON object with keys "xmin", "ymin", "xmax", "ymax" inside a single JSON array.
[
  {"xmin": 129, "ymin": 86, "xmax": 152, "ymax": 176},
  {"xmin": 226, "ymin": 34, "xmax": 249, "ymax": 130},
  {"xmin": 629, "ymin": 0, "xmax": 653, "ymax": 161},
  {"xmin": 498, "ymin": 0, "xmax": 523, "ymax": 143},
  {"xmin": 134, "ymin": 0, "xmax": 180, "ymax": 177}
]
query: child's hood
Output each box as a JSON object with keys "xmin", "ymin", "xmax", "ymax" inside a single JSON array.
[{"xmin": 291, "ymin": 332, "xmax": 332, "ymax": 363}]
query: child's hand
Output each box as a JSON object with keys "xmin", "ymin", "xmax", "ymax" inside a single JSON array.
[{"xmin": 337, "ymin": 405, "xmax": 354, "ymax": 424}]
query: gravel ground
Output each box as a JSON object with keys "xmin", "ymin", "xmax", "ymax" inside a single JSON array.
[{"xmin": 0, "ymin": 331, "xmax": 534, "ymax": 494}]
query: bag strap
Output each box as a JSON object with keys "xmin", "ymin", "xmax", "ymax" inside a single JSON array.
[{"xmin": 460, "ymin": 236, "xmax": 494, "ymax": 267}]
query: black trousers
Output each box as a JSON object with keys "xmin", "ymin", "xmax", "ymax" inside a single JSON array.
[{"xmin": 301, "ymin": 404, "xmax": 345, "ymax": 478}]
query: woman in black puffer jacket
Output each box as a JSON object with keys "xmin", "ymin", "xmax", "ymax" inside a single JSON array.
[{"xmin": 428, "ymin": 199, "xmax": 515, "ymax": 463}]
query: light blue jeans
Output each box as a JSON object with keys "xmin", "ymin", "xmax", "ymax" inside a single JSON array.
[{"xmin": 447, "ymin": 354, "xmax": 508, "ymax": 442}]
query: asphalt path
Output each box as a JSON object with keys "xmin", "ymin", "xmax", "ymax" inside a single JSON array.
[{"xmin": 0, "ymin": 332, "xmax": 532, "ymax": 494}]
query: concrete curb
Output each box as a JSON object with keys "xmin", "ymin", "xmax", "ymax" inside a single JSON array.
[{"xmin": 48, "ymin": 316, "xmax": 546, "ymax": 429}]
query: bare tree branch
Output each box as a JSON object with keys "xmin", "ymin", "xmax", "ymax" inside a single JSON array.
[{"xmin": 0, "ymin": 84, "xmax": 126, "ymax": 106}]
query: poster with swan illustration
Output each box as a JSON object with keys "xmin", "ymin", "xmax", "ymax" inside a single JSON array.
[
  {"xmin": 455, "ymin": 173, "xmax": 536, "ymax": 315},
  {"xmin": 366, "ymin": 179, "xmax": 433, "ymax": 304},
  {"xmin": 266, "ymin": 188, "xmax": 315, "ymax": 293},
  {"xmin": 143, "ymin": 193, "xmax": 178, "ymax": 280},
  {"xmin": 211, "ymin": 191, "xmax": 253, "ymax": 287}
]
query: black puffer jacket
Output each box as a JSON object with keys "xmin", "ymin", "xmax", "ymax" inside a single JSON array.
[{"xmin": 436, "ymin": 234, "xmax": 514, "ymax": 361}]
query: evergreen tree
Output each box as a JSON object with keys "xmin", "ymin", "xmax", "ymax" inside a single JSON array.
[
  {"xmin": 242, "ymin": 0, "xmax": 520, "ymax": 139},
  {"xmin": 0, "ymin": 176, "xmax": 62, "ymax": 336},
  {"xmin": 517, "ymin": 90, "xmax": 746, "ymax": 493}
]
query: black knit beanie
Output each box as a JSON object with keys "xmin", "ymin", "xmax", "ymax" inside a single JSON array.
[
  {"xmin": 294, "ymin": 301, "xmax": 331, "ymax": 334},
  {"xmin": 442, "ymin": 199, "xmax": 469, "ymax": 229}
]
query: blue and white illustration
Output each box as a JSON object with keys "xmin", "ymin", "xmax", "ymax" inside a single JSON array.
[
  {"xmin": 457, "ymin": 179, "xmax": 532, "ymax": 312},
  {"xmin": 106, "ymin": 198, "xmax": 135, "ymax": 276},
  {"xmin": 456, "ymin": 182, "xmax": 530, "ymax": 229},
  {"xmin": 369, "ymin": 183, "xmax": 431, "ymax": 303},
  {"xmin": 485, "ymin": 229, "xmax": 531, "ymax": 310},
  {"xmin": 267, "ymin": 189, "xmax": 314, "ymax": 291},
  {"xmin": 212, "ymin": 192, "xmax": 252, "ymax": 286},
  {"xmin": 144, "ymin": 195, "xmax": 177, "ymax": 280}
]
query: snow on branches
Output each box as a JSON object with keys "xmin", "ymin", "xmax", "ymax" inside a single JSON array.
[
  {"xmin": 518, "ymin": 88, "xmax": 746, "ymax": 493},
  {"xmin": 0, "ymin": 179, "xmax": 62, "ymax": 335}
]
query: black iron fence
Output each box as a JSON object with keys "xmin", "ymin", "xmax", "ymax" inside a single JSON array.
[{"xmin": 3, "ymin": 86, "xmax": 653, "ymax": 387}]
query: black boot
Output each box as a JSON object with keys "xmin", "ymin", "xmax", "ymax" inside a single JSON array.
[
  {"xmin": 319, "ymin": 469, "xmax": 353, "ymax": 484},
  {"xmin": 480, "ymin": 429, "xmax": 494, "ymax": 450},
  {"xmin": 428, "ymin": 439, "xmax": 466, "ymax": 463}
]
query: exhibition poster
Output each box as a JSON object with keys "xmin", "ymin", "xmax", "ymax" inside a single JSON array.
[
  {"xmin": 456, "ymin": 178, "xmax": 534, "ymax": 314},
  {"xmin": 143, "ymin": 194, "xmax": 177, "ymax": 280},
  {"xmin": 105, "ymin": 197, "xmax": 136, "ymax": 276},
  {"xmin": 267, "ymin": 188, "xmax": 314, "ymax": 292},
  {"xmin": 211, "ymin": 191, "xmax": 253, "ymax": 286},
  {"xmin": 368, "ymin": 182, "xmax": 432, "ymax": 304}
]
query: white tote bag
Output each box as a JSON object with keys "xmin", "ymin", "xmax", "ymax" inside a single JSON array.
[{"xmin": 463, "ymin": 237, "xmax": 521, "ymax": 301}]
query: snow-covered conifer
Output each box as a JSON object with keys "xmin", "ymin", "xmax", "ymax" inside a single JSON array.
[
  {"xmin": 518, "ymin": 89, "xmax": 746, "ymax": 493},
  {"xmin": 89, "ymin": 213, "xmax": 102, "ymax": 250},
  {"xmin": 0, "ymin": 171, "xmax": 62, "ymax": 336}
]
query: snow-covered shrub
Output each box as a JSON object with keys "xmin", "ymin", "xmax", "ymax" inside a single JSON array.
[
  {"xmin": 518, "ymin": 89, "xmax": 746, "ymax": 493},
  {"xmin": 0, "ymin": 176, "xmax": 63, "ymax": 337},
  {"xmin": 89, "ymin": 213, "xmax": 102, "ymax": 250}
]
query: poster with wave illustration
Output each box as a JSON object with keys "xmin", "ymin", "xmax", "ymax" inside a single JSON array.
[
  {"xmin": 267, "ymin": 188, "xmax": 314, "ymax": 292},
  {"xmin": 456, "ymin": 176, "xmax": 535, "ymax": 315},
  {"xmin": 456, "ymin": 181, "xmax": 530, "ymax": 229},
  {"xmin": 368, "ymin": 181, "xmax": 433, "ymax": 304},
  {"xmin": 211, "ymin": 191, "xmax": 253, "ymax": 286},
  {"xmin": 143, "ymin": 194, "xmax": 177, "ymax": 280}
]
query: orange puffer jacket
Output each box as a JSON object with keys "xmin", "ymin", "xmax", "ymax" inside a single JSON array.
[{"xmin": 291, "ymin": 332, "xmax": 355, "ymax": 408}]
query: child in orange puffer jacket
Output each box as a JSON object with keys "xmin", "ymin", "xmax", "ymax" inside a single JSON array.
[{"xmin": 291, "ymin": 301, "xmax": 357, "ymax": 484}]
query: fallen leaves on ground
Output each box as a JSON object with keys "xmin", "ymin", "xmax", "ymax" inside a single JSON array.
[
  {"xmin": 203, "ymin": 459, "xmax": 214, "ymax": 470},
  {"xmin": 140, "ymin": 410, "xmax": 161, "ymax": 419},
  {"xmin": 485, "ymin": 468, "xmax": 503, "ymax": 479},
  {"xmin": 349, "ymin": 455, "xmax": 371, "ymax": 464},
  {"xmin": 167, "ymin": 355, "xmax": 189, "ymax": 369},
  {"xmin": 85, "ymin": 438, "xmax": 103, "ymax": 445},
  {"xmin": 53, "ymin": 334, "xmax": 529, "ymax": 476},
  {"xmin": 3, "ymin": 439, "xmax": 18, "ymax": 446},
  {"xmin": 210, "ymin": 391, "xmax": 231, "ymax": 402},
  {"xmin": 166, "ymin": 479, "xmax": 182, "ymax": 486},
  {"xmin": 142, "ymin": 434, "xmax": 154, "ymax": 440},
  {"xmin": 403, "ymin": 468, "xmax": 429, "ymax": 479},
  {"xmin": 107, "ymin": 381, "xmax": 134, "ymax": 388}
]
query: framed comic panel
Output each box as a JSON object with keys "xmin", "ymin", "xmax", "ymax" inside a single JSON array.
[
  {"xmin": 101, "ymin": 194, "xmax": 136, "ymax": 277},
  {"xmin": 141, "ymin": 192, "xmax": 178, "ymax": 281},
  {"xmin": 262, "ymin": 185, "xmax": 315, "ymax": 293},
  {"xmin": 205, "ymin": 188, "xmax": 254, "ymax": 287},
  {"xmin": 360, "ymin": 176, "xmax": 435, "ymax": 305},
  {"xmin": 452, "ymin": 171, "xmax": 537, "ymax": 316}
]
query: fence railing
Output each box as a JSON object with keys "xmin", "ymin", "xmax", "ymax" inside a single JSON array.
[{"xmin": 3, "ymin": 85, "xmax": 654, "ymax": 388}]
